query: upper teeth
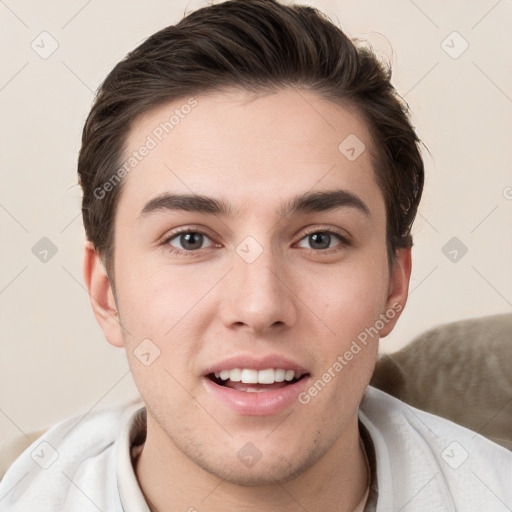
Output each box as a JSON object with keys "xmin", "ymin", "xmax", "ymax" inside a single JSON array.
[{"xmin": 214, "ymin": 368, "xmax": 299, "ymax": 384}]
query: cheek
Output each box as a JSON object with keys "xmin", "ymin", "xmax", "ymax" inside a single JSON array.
[
  {"xmin": 314, "ymin": 259, "xmax": 390, "ymax": 341},
  {"xmin": 113, "ymin": 250, "xmax": 220, "ymax": 379},
  {"xmin": 300, "ymin": 263, "xmax": 386, "ymax": 416},
  {"xmin": 114, "ymin": 249, "xmax": 207, "ymax": 339},
  {"xmin": 304, "ymin": 258, "xmax": 388, "ymax": 400}
]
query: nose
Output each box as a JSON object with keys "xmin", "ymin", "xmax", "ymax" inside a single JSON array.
[{"xmin": 218, "ymin": 240, "xmax": 298, "ymax": 334}]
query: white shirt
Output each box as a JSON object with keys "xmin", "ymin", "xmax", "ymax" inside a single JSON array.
[{"xmin": 0, "ymin": 386, "xmax": 511, "ymax": 511}]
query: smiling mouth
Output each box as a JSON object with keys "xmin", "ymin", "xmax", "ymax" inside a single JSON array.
[{"xmin": 207, "ymin": 368, "xmax": 309, "ymax": 393}]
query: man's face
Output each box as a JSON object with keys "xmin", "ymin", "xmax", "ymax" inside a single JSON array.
[{"xmin": 92, "ymin": 88, "xmax": 408, "ymax": 484}]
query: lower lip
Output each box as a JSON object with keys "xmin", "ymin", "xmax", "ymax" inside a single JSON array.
[{"xmin": 202, "ymin": 376, "xmax": 309, "ymax": 416}]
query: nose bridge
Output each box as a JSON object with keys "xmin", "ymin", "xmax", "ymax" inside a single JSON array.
[
  {"xmin": 235, "ymin": 234, "xmax": 283, "ymax": 301},
  {"xmin": 238, "ymin": 241, "xmax": 279, "ymax": 295}
]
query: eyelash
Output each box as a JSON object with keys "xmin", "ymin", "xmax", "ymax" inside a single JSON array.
[{"xmin": 161, "ymin": 226, "xmax": 351, "ymax": 257}]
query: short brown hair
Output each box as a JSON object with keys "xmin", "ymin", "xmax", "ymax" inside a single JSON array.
[{"xmin": 78, "ymin": 0, "xmax": 424, "ymax": 283}]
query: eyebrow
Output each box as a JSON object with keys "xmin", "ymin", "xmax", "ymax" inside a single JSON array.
[{"xmin": 137, "ymin": 188, "xmax": 371, "ymax": 221}]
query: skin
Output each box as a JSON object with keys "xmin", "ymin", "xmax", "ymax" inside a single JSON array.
[{"xmin": 84, "ymin": 88, "xmax": 411, "ymax": 512}]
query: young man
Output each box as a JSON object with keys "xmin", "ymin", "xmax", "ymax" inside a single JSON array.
[{"xmin": 1, "ymin": 0, "xmax": 511, "ymax": 510}]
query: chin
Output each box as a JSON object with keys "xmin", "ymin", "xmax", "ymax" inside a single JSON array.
[{"xmin": 190, "ymin": 438, "xmax": 329, "ymax": 487}]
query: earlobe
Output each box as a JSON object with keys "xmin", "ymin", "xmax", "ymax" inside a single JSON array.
[
  {"xmin": 380, "ymin": 247, "xmax": 412, "ymax": 338},
  {"xmin": 83, "ymin": 240, "xmax": 125, "ymax": 348}
]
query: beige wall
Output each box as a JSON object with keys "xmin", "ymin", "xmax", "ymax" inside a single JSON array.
[{"xmin": 1, "ymin": 0, "xmax": 511, "ymax": 446}]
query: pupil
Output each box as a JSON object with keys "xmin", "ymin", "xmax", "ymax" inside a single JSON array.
[
  {"xmin": 182, "ymin": 232, "xmax": 202, "ymax": 250},
  {"xmin": 310, "ymin": 233, "xmax": 330, "ymax": 249}
]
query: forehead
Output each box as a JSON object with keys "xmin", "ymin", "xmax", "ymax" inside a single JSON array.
[{"xmin": 118, "ymin": 88, "xmax": 383, "ymax": 220}]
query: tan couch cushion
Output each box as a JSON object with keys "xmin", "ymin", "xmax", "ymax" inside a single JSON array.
[{"xmin": 371, "ymin": 313, "xmax": 512, "ymax": 450}]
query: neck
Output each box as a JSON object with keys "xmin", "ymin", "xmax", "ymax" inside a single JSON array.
[{"xmin": 135, "ymin": 412, "xmax": 369, "ymax": 512}]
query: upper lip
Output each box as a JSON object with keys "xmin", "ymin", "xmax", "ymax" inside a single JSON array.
[{"xmin": 203, "ymin": 354, "xmax": 309, "ymax": 376}]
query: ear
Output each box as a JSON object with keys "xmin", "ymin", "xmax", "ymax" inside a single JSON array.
[
  {"xmin": 379, "ymin": 247, "xmax": 412, "ymax": 338},
  {"xmin": 83, "ymin": 240, "xmax": 125, "ymax": 348}
]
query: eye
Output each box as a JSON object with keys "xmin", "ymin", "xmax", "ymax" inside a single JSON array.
[
  {"xmin": 162, "ymin": 227, "xmax": 349, "ymax": 255},
  {"xmin": 164, "ymin": 229, "xmax": 216, "ymax": 254},
  {"xmin": 296, "ymin": 229, "xmax": 349, "ymax": 251}
]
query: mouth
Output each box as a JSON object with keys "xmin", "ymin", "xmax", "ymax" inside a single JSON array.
[
  {"xmin": 206, "ymin": 368, "xmax": 309, "ymax": 393},
  {"xmin": 202, "ymin": 359, "xmax": 311, "ymax": 415}
]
